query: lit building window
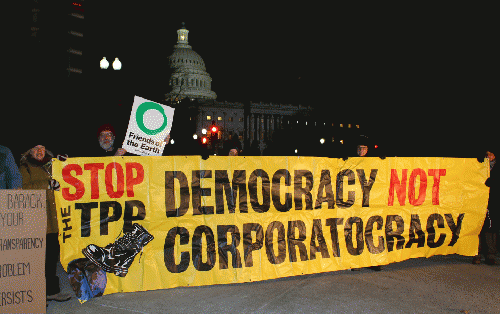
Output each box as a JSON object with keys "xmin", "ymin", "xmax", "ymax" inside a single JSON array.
[
  {"xmin": 356, "ymin": 125, "xmax": 360, "ymax": 128},
  {"xmin": 207, "ymin": 116, "xmax": 211, "ymax": 120},
  {"xmin": 348, "ymin": 124, "xmax": 351, "ymax": 128},
  {"xmin": 340, "ymin": 124, "xmax": 343, "ymax": 128},
  {"xmin": 218, "ymin": 116, "xmax": 222, "ymax": 121}
]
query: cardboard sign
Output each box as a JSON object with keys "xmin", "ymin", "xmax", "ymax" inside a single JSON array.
[
  {"xmin": 0, "ymin": 190, "xmax": 46, "ymax": 314},
  {"xmin": 122, "ymin": 96, "xmax": 175, "ymax": 156}
]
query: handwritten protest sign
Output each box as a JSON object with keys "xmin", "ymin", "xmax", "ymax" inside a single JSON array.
[{"xmin": 0, "ymin": 190, "xmax": 46, "ymax": 314}]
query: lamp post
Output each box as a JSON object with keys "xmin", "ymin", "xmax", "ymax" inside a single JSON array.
[{"xmin": 98, "ymin": 57, "xmax": 126, "ymax": 119}]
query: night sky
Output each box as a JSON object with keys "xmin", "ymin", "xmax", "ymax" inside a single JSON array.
[{"xmin": 12, "ymin": 3, "xmax": 497, "ymax": 159}]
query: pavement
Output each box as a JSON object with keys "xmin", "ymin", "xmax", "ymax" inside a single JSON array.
[{"xmin": 47, "ymin": 254, "xmax": 499, "ymax": 314}]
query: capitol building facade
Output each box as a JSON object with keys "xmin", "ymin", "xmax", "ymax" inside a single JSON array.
[{"xmin": 165, "ymin": 24, "xmax": 361, "ymax": 155}]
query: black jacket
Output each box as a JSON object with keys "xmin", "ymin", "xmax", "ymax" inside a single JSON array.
[{"xmin": 485, "ymin": 163, "xmax": 499, "ymax": 231}]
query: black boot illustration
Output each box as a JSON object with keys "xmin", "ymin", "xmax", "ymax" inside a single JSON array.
[{"xmin": 82, "ymin": 223, "xmax": 154, "ymax": 277}]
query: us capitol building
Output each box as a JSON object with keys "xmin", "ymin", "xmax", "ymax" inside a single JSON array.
[{"xmin": 165, "ymin": 23, "xmax": 362, "ymax": 155}]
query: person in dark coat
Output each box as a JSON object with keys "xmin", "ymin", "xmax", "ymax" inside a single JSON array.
[
  {"xmin": 473, "ymin": 148, "xmax": 498, "ymax": 265},
  {"xmin": 19, "ymin": 145, "xmax": 72, "ymax": 303},
  {"xmin": 350, "ymin": 135, "xmax": 382, "ymax": 271},
  {"xmin": 0, "ymin": 145, "xmax": 22, "ymax": 189}
]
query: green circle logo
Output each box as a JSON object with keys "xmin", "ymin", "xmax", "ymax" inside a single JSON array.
[{"xmin": 135, "ymin": 102, "xmax": 168, "ymax": 135}]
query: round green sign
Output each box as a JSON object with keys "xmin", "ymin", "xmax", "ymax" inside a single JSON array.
[{"xmin": 135, "ymin": 102, "xmax": 168, "ymax": 135}]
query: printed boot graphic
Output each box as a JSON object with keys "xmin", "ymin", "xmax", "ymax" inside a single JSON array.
[{"xmin": 82, "ymin": 223, "xmax": 154, "ymax": 277}]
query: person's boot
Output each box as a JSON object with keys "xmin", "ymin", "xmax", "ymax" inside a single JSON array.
[
  {"xmin": 485, "ymin": 255, "xmax": 497, "ymax": 265},
  {"xmin": 82, "ymin": 223, "xmax": 154, "ymax": 277}
]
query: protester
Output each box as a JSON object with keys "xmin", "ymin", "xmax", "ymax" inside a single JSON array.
[
  {"xmin": 0, "ymin": 145, "xmax": 22, "ymax": 189},
  {"xmin": 229, "ymin": 148, "xmax": 239, "ymax": 156},
  {"xmin": 19, "ymin": 145, "xmax": 72, "ymax": 303},
  {"xmin": 473, "ymin": 148, "xmax": 498, "ymax": 265},
  {"xmin": 96, "ymin": 123, "xmax": 170, "ymax": 156},
  {"xmin": 357, "ymin": 144, "xmax": 369, "ymax": 157},
  {"xmin": 96, "ymin": 124, "xmax": 125, "ymax": 156},
  {"xmin": 349, "ymin": 136, "xmax": 382, "ymax": 271}
]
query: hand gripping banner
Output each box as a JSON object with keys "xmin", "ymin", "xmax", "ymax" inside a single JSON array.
[{"xmin": 52, "ymin": 156, "xmax": 489, "ymax": 302}]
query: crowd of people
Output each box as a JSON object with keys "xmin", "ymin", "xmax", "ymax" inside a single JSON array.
[{"xmin": 0, "ymin": 125, "xmax": 498, "ymax": 308}]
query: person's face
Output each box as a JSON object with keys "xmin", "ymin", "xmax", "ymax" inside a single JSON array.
[
  {"xmin": 357, "ymin": 145, "xmax": 368, "ymax": 157},
  {"xmin": 487, "ymin": 151, "xmax": 496, "ymax": 162},
  {"xmin": 229, "ymin": 149, "xmax": 238, "ymax": 156},
  {"xmin": 30, "ymin": 145, "xmax": 45, "ymax": 161},
  {"xmin": 99, "ymin": 130, "xmax": 115, "ymax": 150}
]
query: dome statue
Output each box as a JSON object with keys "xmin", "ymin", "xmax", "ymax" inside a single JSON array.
[{"xmin": 166, "ymin": 23, "xmax": 217, "ymax": 102}]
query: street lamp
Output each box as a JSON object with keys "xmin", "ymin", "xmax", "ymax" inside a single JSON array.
[
  {"xmin": 320, "ymin": 138, "xmax": 325, "ymax": 144},
  {"xmin": 100, "ymin": 57, "xmax": 109, "ymax": 69},
  {"xmin": 100, "ymin": 57, "xmax": 122, "ymax": 70},
  {"xmin": 193, "ymin": 134, "xmax": 198, "ymax": 140},
  {"xmin": 112, "ymin": 58, "xmax": 122, "ymax": 70}
]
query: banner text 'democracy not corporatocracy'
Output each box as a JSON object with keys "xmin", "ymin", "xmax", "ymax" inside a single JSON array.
[{"xmin": 52, "ymin": 156, "xmax": 489, "ymax": 295}]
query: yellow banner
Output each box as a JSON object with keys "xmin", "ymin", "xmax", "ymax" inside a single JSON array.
[{"xmin": 52, "ymin": 156, "xmax": 489, "ymax": 299}]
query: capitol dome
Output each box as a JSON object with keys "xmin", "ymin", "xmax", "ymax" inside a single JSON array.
[{"xmin": 166, "ymin": 23, "xmax": 217, "ymax": 101}]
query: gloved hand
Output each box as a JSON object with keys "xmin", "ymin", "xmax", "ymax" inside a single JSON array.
[
  {"xmin": 49, "ymin": 179, "xmax": 60, "ymax": 191},
  {"xmin": 57, "ymin": 154, "xmax": 69, "ymax": 161}
]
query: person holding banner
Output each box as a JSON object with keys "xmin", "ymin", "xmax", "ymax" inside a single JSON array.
[
  {"xmin": 229, "ymin": 148, "xmax": 239, "ymax": 156},
  {"xmin": 0, "ymin": 145, "xmax": 22, "ymax": 189},
  {"xmin": 350, "ymin": 136, "xmax": 383, "ymax": 272},
  {"xmin": 473, "ymin": 148, "xmax": 499, "ymax": 265},
  {"xmin": 19, "ymin": 145, "xmax": 72, "ymax": 303},
  {"xmin": 96, "ymin": 124, "xmax": 127, "ymax": 156}
]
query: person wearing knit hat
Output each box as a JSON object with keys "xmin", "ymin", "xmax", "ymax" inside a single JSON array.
[
  {"xmin": 349, "ymin": 135, "xmax": 382, "ymax": 271},
  {"xmin": 97, "ymin": 124, "xmax": 118, "ymax": 154},
  {"xmin": 356, "ymin": 135, "xmax": 370, "ymax": 157},
  {"xmin": 473, "ymin": 146, "xmax": 499, "ymax": 265},
  {"xmin": 96, "ymin": 123, "xmax": 171, "ymax": 156},
  {"xmin": 97, "ymin": 123, "xmax": 116, "ymax": 139},
  {"xmin": 19, "ymin": 144, "xmax": 72, "ymax": 303},
  {"xmin": 95, "ymin": 123, "xmax": 130, "ymax": 156}
]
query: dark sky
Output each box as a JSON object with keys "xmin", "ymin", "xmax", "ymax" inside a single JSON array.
[
  {"xmin": 11, "ymin": 2, "xmax": 496, "ymax": 158},
  {"xmin": 85, "ymin": 3, "xmax": 496, "ymax": 156}
]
